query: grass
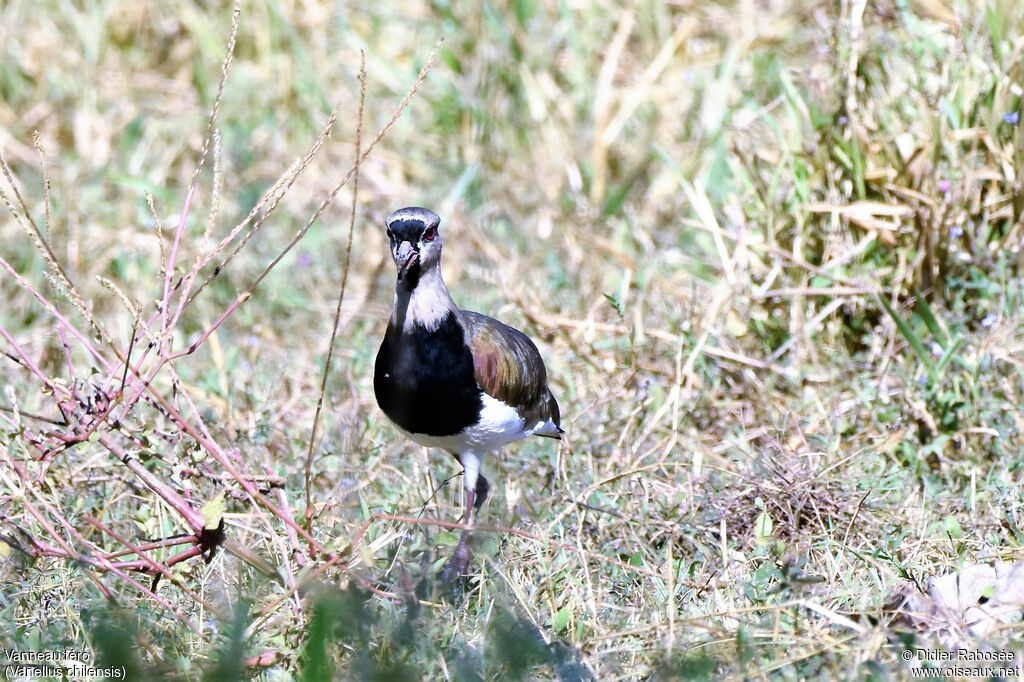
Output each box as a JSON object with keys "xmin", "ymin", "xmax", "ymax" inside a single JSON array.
[{"xmin": 2, "ymin": 0, "xmax": 1024, "ymax": 679}]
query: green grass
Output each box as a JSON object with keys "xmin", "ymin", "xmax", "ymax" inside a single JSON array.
[{"xmin": 3, "ymin": 0, "xmax": 1024, "ymax": 679}]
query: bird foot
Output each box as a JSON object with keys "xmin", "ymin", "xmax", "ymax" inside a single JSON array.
[{"xmin": 441, "ymin": 541, "xmax": 472, "ymax": 583}]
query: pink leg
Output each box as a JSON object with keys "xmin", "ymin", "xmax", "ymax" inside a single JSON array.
[{"xmin": 442, "ymin": 484, "xmax": 476, "ymax": 582}]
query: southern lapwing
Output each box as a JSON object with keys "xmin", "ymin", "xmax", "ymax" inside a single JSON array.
[{"xmin": 374, "ymin": 206, "xmax": 562, "ymax": 582}]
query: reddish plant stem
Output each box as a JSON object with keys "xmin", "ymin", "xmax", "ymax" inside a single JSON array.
[
  {"xmin": 0, "ymin": 254, "xmax": 112, "ymax": 369},
  {"xmin": 6, "ymin": 484, "xmax": 113, "ymax": 599},
  {"xmin": 98, "ymin": 435, "xmax": 205, "ymax": 532},
  {"xmin": 85, "ymin": 516, "xmax": 226, "ymax": 618},
  {"xmin": 244, "ymin": 651, "xmax": 278, "ymax": 668},
  {"xmin": 32, "ymin": 542, "xmax": 205, "ymax": 638},
  {"xmin": 0, "ymin": 323, "xmax": 68, "ymax": 396},
  {"xmin": 123, "ymin": 384, "xmax": 333, "ymax": 558},
  {"xmin": 105, "ymin": 534, "xmax": 196, "ymax": 559}
]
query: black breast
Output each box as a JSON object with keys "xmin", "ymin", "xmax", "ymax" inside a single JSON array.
[{"xmin": 374, "ymin": 311, "xmax": 483, "ymax": 437}]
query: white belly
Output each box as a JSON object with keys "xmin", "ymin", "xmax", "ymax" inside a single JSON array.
[{"xmin": 399, "ymin": 394, "xmax": 529, "ymax": 454}]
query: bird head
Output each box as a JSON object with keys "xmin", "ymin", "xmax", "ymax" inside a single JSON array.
[{"xmin": 385, "ymin": 206, "xmax": 442, "ymax": 287}]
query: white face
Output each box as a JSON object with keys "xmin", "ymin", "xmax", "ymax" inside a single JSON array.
[
  {"xmin": 387, "ymin": 219, "xmax": 443, "ymax": 284},
  {"xmin": 414, "ymin": 224, "xmax": 442, "ymax": 269}
]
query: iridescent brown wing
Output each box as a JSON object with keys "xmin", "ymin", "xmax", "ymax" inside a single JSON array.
[{"xmin": 462, "ymin": 311, "xmax": 561, "ymax": 436}]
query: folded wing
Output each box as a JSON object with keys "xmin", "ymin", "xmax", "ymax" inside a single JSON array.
[{"xmin": 462, "ymin": 311, "xmax": 561, "ymax": 438}]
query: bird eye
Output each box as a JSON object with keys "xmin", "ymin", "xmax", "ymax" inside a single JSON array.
[{"xmin": 422, "ymin": 225, "xmax": 437, "ymax": 242}]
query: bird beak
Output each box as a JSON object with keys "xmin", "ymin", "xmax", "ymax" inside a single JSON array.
[{"xmin": 394, "ymin": 240, "xmax": 419, "ymax": 280}]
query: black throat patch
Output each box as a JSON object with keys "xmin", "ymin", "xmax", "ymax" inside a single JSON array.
[
  {"xmin": 398, "ymin": 260, "xmax": 421, "ymax": 289},
  {"xmin": 374, "ymin": 311, "xmax": 482, "ymax": 437}
]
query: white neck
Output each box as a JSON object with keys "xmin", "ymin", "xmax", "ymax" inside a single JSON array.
[{"xmin": 391, "ymin": 264, "xmax": 457, "ymax": 333}]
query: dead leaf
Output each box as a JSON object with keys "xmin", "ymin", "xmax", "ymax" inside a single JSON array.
[{"xmin": 889, "ymin": 561, "xmax": 1024, "ymax": 643}]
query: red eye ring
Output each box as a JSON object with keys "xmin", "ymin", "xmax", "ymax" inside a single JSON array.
[{"xmin": 422, "ymin": 225, "xmax": 438, "ymax": 242}]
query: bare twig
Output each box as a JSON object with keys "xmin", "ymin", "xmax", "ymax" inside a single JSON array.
[
  {"xmin": 159, "ymin": 1, "xmax": 240, "ymax": 337},
  {"xmin": 176, "ymin": 44, "xmax": 439, "ymax": 357},
  {"xmin": 304, "ymin": 51, "xmax": 367, "ymax": 531}
]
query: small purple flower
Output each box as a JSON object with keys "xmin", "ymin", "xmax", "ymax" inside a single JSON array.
[
  {"xmin": 930, "ymin": 341, "xmax": 944, "ymax": 357},
  {"xmin": 938, "ymin": 179, "xmax": 951, "ymax": 194},
  {"xmin": 296, "ymin": 251, "xmax": 314, "ymax": 268},
  {"xmin": 838, "ymin": 115, "xmax": 849, "ymax": 126},
  {"xmin": 1003, "ymin": 111, "xmax": 1020, "ymax": 125},
  {"xmin": 949, "ymin": 224, "xmax": 963, "ymax": 239},
  {"xmin": 981, "ymin": 313, "xmax": 997, "ymax": 328}
]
